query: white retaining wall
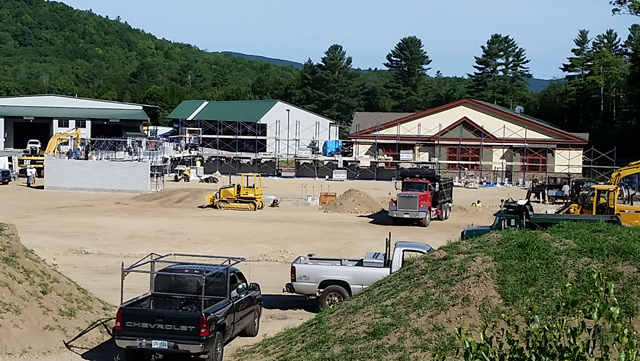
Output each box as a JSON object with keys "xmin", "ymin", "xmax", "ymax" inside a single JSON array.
[{"xmin": 45, "ymin": 158, "xmax": 150, "ymax": 193}]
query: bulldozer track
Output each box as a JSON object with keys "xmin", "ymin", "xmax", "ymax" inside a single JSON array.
[{"xmin": 217, "ymin": 200, "xmax": 260, "ymax": 211}]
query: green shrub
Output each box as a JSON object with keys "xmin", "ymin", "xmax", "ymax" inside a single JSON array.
[{"xmin": 441, "ymin": 272, "xmax": 639, "ymax": 361}]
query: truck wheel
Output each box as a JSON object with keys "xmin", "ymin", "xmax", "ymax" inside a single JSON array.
[
  {"xmin": 320, "ymin": 285, "xmax": 348, "ymax": 308},
  {"xmin": 240, "ymin": 305, "xmax": 261, "ymax": 337},
  {"xmin": 124, "ymin": 349, "xmax": 144, "ymax": 361},
  {"xmin": 420, "ymin": 212, "xmax": 431, "ymax": 227},
  {"xmin": 444, "ymin": 204, "xmax": 451, "ymax": 220},
  {"xmin": 437, "ymin": 207, "xmax": 445, "ymax": 221},
  {"xmin": 206, "ymin": 331, "xmax": 224, "ymax": 361}
]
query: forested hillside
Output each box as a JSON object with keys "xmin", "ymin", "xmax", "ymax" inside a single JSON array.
[
  {"xmin": 0, "ymin": 0, "xmax": 299, "ymax": 121},
  {"xmin": 1, "ymin": 0, "xmax": 640, "ymax": 159}
]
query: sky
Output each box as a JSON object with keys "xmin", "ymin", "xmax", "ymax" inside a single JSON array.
[{"xmin": 59, "ymin": 0, "xmax": 639, "ymax": 79}]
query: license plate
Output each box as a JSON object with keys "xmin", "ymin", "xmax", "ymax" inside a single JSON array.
[
  {"xmin": 152, "ymin": 340, "xmax": 168, "ymax": 349},
  {"xmin": 403, "ymin": 214, "xmax": 409, "ymax": 218}
]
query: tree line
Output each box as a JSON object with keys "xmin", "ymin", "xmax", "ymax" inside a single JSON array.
[{"xmin": 1, "ymin": 0, "xmax": 639, "ymax": 160}]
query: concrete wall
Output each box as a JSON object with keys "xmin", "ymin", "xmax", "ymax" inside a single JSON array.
[{"xmin": 45, "ymin": 158, "xmax": 150, "ymax": 193}]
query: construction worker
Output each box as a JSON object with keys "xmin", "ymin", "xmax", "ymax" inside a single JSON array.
[
  {"xmin": 472, "ymin": 200, "xmax": 482, "ymax": 208},
  {"xmin": 26, "ymin": 165, "xmax": 35, "ymax": 187},
  {"xmin": 183, "ymin": 167, "xmax": 191, "ymax": 182},
  {"xmin": 562, "ymin": 182, "xmax": 570, "ymax": 201}
]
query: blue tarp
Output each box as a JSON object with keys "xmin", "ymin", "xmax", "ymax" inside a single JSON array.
[{"xmin": 322, "ymin": 140, "xmax": 342, "ymax": 156}]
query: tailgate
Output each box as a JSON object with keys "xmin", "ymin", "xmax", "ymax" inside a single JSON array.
[{"xmin": 119, "ymin": 307, "xmax": 202, "ymax": 341}]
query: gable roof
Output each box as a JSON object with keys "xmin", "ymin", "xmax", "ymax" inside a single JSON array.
[
  {"xmin": 168, "ymin": 100, "xmax": 278, "ymax": 122},
  {"xmin": 434, "ymin": 116, "xmax": 499, "ymax": 140},
  {"xmin": 0, "ymin": 95, "xmax": 153, "ymax": 120},
  {"xmin": 349, "ymin": 99, "xmax": 586, "ymax": 143},
  {"xmin": 0, "ymin": 94, "xmax": 156, "ymax": 109},
  {"xmin": 350, "ymin": 112, "xmax": 413, "ymax": 135}
]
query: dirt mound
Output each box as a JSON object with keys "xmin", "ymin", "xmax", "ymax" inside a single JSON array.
[
  {"xmin": 322, "ymin": 189, "xmax": 384, "ymax": 214},
  {"xmin": 131, "ymin": 188, "xmax": 211, "ymax": 206},
  {"xmin": 0, "ymin": 223, "xmax": 113, "ymax": 357}
]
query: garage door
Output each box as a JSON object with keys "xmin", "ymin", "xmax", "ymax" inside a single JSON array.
[
  {"xmin": 92, "ymin": 124, "xmax": 123, "ymax": 138},
  {"xmin": 13, "ymin": 122, "xmax": 51, "ymax": 149}
]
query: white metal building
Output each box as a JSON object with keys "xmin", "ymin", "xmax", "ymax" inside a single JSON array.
[
  {"xmin": 0, "ymin": 95, "xmax": 154, "ymax": 150},
  {"xmin": 168, "ymin": 100, "xmax": 337, "ymax": 156}
]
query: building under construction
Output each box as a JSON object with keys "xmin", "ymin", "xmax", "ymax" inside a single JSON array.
[{"xmin": 165, "ymin": 98, "xmax": 615, "ymax": 183}]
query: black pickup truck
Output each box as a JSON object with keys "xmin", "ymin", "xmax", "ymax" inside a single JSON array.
[{"xmin": 114, "ymin": 253, "xmax": 262, "ymax": 361}]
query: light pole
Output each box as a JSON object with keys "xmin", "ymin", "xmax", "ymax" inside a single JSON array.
[{"xmin": 286, "ymin": 109, "xmax": 290, "ymax": 158}]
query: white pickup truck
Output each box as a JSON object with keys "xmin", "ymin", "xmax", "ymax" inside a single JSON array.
[{"xmin": 283, "ymin": 236, "xmax": 432, "ymax": 308}]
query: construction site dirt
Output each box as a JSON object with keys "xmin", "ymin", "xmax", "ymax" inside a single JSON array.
[{"xmin": 0, "ymin": 177, "xmax": 530, "ymax": 361}]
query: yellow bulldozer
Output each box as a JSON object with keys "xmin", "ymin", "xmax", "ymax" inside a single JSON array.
[
  {"xmin": 560, "ymin": 160, "xmax": 640, "ymax": 226},
  {"xmin": 205, "ymin": 173, "xmax": 264, "ymax": 211}
]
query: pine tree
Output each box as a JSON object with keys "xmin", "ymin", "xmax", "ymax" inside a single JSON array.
[
  {"xmin": 625, "ymin": 24, "xmax": 640, "ymax": 123},
  {"xmin": 588, "ymin": 30, "xmax": 626, "ymax": 123},
  {"xmin": 561, "ymin": 30, "xmax": 592, "ymax": 82},
  {"xmin": 560, "ymin": 30, "xmax": 592, "ymax": 128},
  {"xmin": 624, "ymin": 24, "xmax": 640, "ymax": 54},
  {"xmin": 467, "ymin": 34, "xmax": 531, "ymax": 108},
  {"xmin": 384, "ymin": 36, "xmax": 432, "ymax": 112},
  {"xmin": 315, "ymin": 45, "xmax": 364, "ymax": 135},
  {"xmin": 611, "ymin": 0, "xmax": 640, "ymax": 15},
  {"xmin": 294, "ymin": 45, "xmax": 363, "ymax": 136}
]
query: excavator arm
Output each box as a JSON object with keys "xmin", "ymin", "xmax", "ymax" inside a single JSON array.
[
  {"xmin": 44, "ymin": 128, "xmax": 82, "ymax": 155},
  {"xmin": 608, "ymin": 160, "xmax": 640, "ymax": 186}
]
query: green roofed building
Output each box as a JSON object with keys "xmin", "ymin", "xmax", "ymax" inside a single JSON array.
[
  {"xmin": 168, "ymin": 100, "xmax": 336, "ymax": 155},
  {"xmin": 0, "ymin": 95, "xmax": 156, "ymax": 150}
]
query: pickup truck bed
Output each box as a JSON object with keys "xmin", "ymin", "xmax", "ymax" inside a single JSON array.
[
  {"xmin": 285, "ymin": 241, "xmax": 433, "ymax": 308},
  {"xmin": 114, "ymin": 254, "xmax": 262, "ymax": 361},
  {"xmin": 125, "ymin": 294, "xmax": 225, "ymax": 312}
]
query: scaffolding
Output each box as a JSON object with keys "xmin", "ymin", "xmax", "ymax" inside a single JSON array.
[{"xmin": 169, "ymin": 119, "xmax": 617, "ymax": 183}]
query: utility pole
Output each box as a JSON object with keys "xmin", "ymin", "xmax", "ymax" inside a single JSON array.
[{"xmin": 286, "ymin": 109, "xmax": 290, "ymax": 158}]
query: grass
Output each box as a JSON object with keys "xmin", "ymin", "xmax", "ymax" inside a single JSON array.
[
  {"xmin": 2, "ymin": 252, "xmax": 18, "ymax": 267},
  {"xmin": 237, "ymin": 223, "xmax": 640, "ymax": 361}
]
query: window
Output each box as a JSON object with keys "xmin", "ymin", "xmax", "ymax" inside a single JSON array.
[
  {"xmin": 446, "ymin": 147, "xmax": 480, "ymax": 170},
  {"xmin": 76, "ymin": 120, "xmax": 86, "ymax": 128},
  {"xmin": 230, "ymin": 272, "xmax": 248, "ymax": 296},
  {"xmin": 402, "ymin": 182, "xmax": 427, "ymax": 192},
  {"xmin": 521, "ymin": 149, "xmax": 547, "ymax": 172},
  {"xmin": 58, "ymin": 119, "xmax": 69, "ymax": 128},
  {"xmin": 402, "ymin": 251, "xmax": 423, "ymax": 267}
]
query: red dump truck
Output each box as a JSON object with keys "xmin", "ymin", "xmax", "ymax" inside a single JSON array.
[{"xmin": 388, "ymin": 169, "xmax": 454, "ymax": 227}]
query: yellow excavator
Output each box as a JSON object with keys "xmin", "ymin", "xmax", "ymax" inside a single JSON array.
[
  {"xmin": 18, "ymin": 128, "xmax": 82, "ymax": 176},
  {"xmin": 205, "ymin": 173, "xmax": 264, "ymax": 211},
  {"xmin": 562, "ymin": 160, "xmax": 640, "ymax": 226}
]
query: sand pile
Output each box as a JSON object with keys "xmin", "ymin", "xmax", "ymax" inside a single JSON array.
[
  {"xmin": 131, "ymin": 188, "xmax": 211, "ymax": 206},
  {"xmin": 0, "ymin": 223, "xmax": 113, "ymax": 356},
  {"xmin": 322, "ymin": 189, "xmax": 384, "ymax": 214}
]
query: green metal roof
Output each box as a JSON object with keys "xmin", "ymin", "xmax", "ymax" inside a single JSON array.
[
  {"xmin": 166, "ymin": 100, "xmax": 206, "ymax": 120},
  {"xmin": 0, "ymin": 106, "xmax": 149, "ymax": 120},
  {"xmin": 167, "ymin": 100, "xmax": 278, "ymax": 122}
]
